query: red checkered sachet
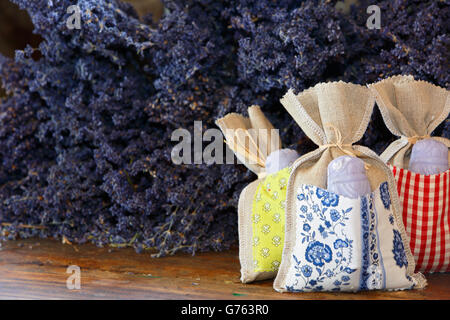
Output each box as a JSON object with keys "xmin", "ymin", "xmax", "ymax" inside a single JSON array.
[
  {"xmin": 392, "ymin": 165, "xmax": 450, "ymax": 272},
  {"xmin": 369, "ymin": 75, "xmax": 449, "ymax": 273}
]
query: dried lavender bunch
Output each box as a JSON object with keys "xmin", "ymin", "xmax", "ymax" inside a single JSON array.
[
  {"xmin": 0, "ymin": 0, "xmax": 155, "ymax": 246},
  {"xmin": 347, "ymin": 0, "xmax": 449, "ymax": 88},
  {"xmin": 0, "ymin": 0, "xmax": 251, "ymax": 256},
  {"xmin": 228, "ymin": 0, "xmax": 345, "ymax": 93},
  {"xmin": 344, "ymin": 0, "xmax": 450, "ymax": 147}
]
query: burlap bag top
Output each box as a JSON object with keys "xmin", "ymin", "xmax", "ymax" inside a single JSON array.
[
  {"xmin": 216, "ymin": 106, "xmax": 285, "ymax": 283},
  {"xmin": 273, "ymin": 81, "xmax": 425, "ymax": 291},
  {"xmin": 216, "ymin": 105, "xmax": 281, "ymax": 179},
  {"xmin": 368, "ymin": 75, "xmax": 450, "ymax": 167},
  {"xmin": 276, "ymin": 82, "xmax": 386, "ymax": 189}
]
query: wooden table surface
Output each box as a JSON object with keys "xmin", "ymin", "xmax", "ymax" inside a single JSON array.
[{"xmin": 0, "ymin": 238, "xmax": 449, "ymax": 300}]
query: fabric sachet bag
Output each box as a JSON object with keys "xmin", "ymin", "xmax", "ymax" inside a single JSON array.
[
  {"xmin": 216, "ymin": 106, "xmax": 298, "ymax": 283},
  {"xmin": 369, "ymin": 75, "xmax": 450, "ymax": 273},
  {"xmin": 273, "ymin": 81, "xmax": 426, "ymax": 292}
]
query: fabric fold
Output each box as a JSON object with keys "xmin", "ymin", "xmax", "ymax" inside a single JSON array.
[{"xmin": 368, "ymin": 75, "xmax": 450, "ymax": 168}]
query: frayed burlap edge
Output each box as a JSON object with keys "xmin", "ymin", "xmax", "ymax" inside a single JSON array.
[{"xmin": 368, "ymin": 75, "xmax": 450, "ymax": 167}]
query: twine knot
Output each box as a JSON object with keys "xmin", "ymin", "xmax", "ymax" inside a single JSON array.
[
  {"xmin": 406, "ymin": 135, "xmax": 431, "ymax": 145},
  {"xmin": 319, "ymin": 123, "xmax": 358, "ymax": 157},
  {"xmin": 319, "ymin": 123, "xmax": 371, "ymax": 170}
]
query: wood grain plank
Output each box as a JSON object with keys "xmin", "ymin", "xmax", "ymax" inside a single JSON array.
[{"xmin": 0, "ymin": 239, "xmax": 449, "ymax": 300}]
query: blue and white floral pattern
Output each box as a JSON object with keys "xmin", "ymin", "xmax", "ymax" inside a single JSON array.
[
  {"xmin": 301, "ymin": 265, "xmax": 313, "ymax": 277},
  {"xmin": 380, "ymin": 181, "xmax": 391, "ymax": 210},
  {"xmin": 388, "ymin": 214, "xmax": 395, "ymax": 225},
  {"xmin": 359, "ymin": 194, "xmax": 385, "ymax": 290},
  {"xmin": 334, "ymin": 239, "xmax": 348, "ymax": 249},
  {"xmin": 392, "ymin": 229, "xmax": 408, "ymax": 268},
  {"xmin": 360, "ymin": 196, "xmax": 371, "ymax": 289},
  {"xmin": 287, "ymin": 185, "xmax": 356, "ymax": 292},
  {"xmin": 366, "ymin": 265, "xmax": 384, "ymax": 290},
  {"xmin": 282, "ymin": 182, "xmax": 416, "ymax": 293},
  {"xmin": 305, "ymin": 241, "xmax": 333, "ymax": 267},
  {"xmin": 330, "ymin": 209, "xmax": 340, "ymax": 222},
  {"xmin": 315, "ymin": 188, "xmax": 339, "ymax": 207}
]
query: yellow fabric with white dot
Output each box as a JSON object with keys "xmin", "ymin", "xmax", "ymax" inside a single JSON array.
[{"xmin": 252, "ymin": 166, "xmax": 291, "ymax": 272}]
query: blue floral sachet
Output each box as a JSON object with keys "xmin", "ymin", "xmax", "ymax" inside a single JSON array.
[
  {"xmin": 277, "ymin": 183, "xmax": 415, "ymax": 292},
  {"xmin": 273, "ymin": 81, "xmax": 425, "ymax": 292}
]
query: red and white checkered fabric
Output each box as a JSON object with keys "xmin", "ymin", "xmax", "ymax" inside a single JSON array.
[{"xmin": 391, "ymin": 165, "xmax": 450, "ymax": 273}]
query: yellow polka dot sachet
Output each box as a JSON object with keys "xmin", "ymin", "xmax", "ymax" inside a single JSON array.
[
  {"xmin": 252, "ymin": 166, "xmax": 291, "ymax": 273},
  {"xmin": 216, "ymin": 106, "xmax": 298, "ymax": 283}
]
